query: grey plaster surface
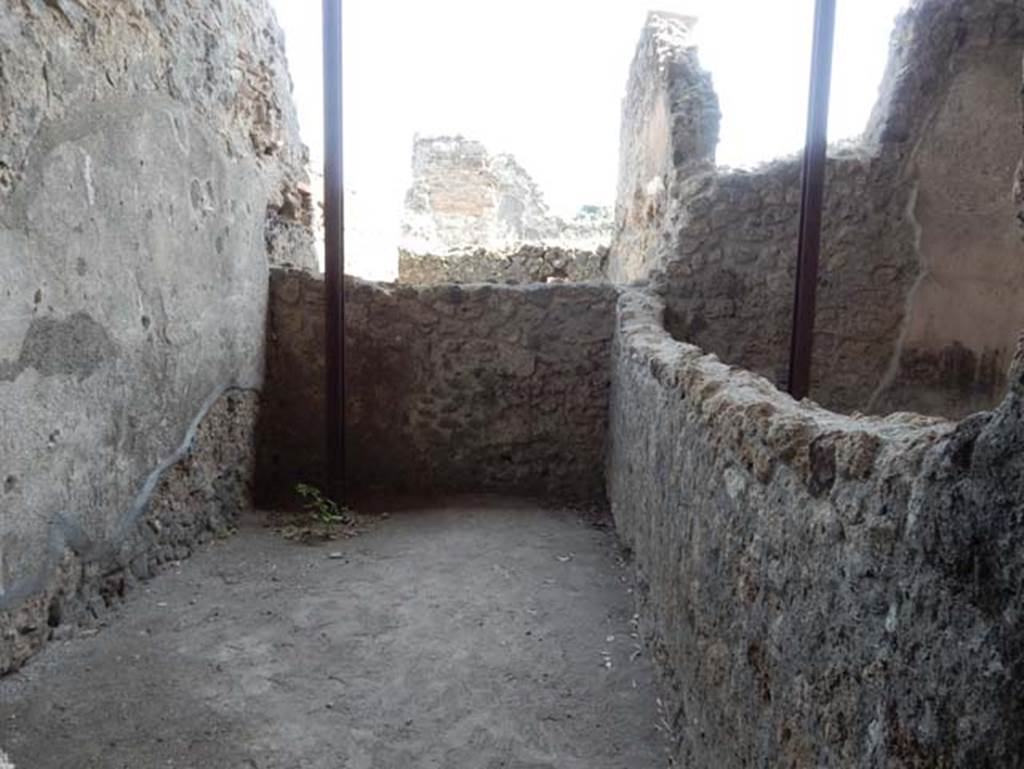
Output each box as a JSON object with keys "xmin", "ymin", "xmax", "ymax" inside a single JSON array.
[
  {"xmin": 0, "ymin": 94, "xmax": 268, "ymax": 611},
  {"xmin": 0, "ymin": 499, "xmax": 668, "ymax": 768},
  {"xmin": 1, "ymin": 0, "xmax": 316, "ymax": 668}
]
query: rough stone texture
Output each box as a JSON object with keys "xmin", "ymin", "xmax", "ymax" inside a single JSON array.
[
  {"xmin": 0, "ymin": 1, "xmax": 312, "ymax": 672},
  {"xmin": 399, "ymin": 136, "xmax": 611, "ymax": 284},
  {"xmin": 257, "ymin": 270, "xmax": 617, "ymax": 505},
  {"xmin": 612, "ymin": 2, "xmax": 1024, "ymax": 419},
  {"xmin": 398, "ymin": 244, "xmax": 609, "ymax": 285},
  {"xmin": 607, "ymin": 288, "xmax": 1024, "ymax": 768},
  {"xmin": 1, "ymin": 389, "xmax": 258, "ymax": 675},
  {"xmin": 608, "ymin": 12, "xmax": 720, "ymax": 284},
  {"xmin": 658, "ymin": 153, "xmax": 918, "ymax": 415}
]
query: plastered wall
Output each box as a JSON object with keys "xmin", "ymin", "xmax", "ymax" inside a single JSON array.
[{"xmin": 0, "ymin": 0, "xmax": 313, "ymax": 673}]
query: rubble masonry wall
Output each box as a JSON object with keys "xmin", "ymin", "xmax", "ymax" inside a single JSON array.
[{"xmin": 258, "ymin": 269, "xmax": 617, "ymax": 506}]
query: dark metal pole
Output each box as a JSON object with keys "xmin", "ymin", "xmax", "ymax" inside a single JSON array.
[
  {"xmin": 322, "ymin": 0, "xmax": 346, "ymax": 502},
  {"xmin": 787, "ymin": 0, "xmax": 836, "ymax": 400}
]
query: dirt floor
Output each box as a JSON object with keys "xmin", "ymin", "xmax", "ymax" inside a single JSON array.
[{"xmin": 0, "ymin": 497, "xmax": 670, "ymax": 768}]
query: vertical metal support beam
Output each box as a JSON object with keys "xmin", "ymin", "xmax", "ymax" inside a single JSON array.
[
  {"xmin": 787, "ymin": 0, "xmax": 837, "ymax": 400},
  {"xmin": 322, "ymin": 0, "xmax": 346, "ymax": 502}
]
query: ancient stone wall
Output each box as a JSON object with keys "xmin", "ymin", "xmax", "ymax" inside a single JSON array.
[
  {"xmin": 658, "ymin": 152, "xmax": 917, "ymax": 415},
  {"xmin": 0, "ymin": 0, "xmax": 313, "ymax": 673},
  {"xmin": 869, "ymin": 2, "xmax": 1024, "ymax": 416},
  {"xmin": 1, "ymin": 389, "xmax": 258, "ymax": 673},
  {"xmin": 602, "ymin": 4, "xmax": 1024, "ymax": 763},
  {"xmin": 612, "ymin": 2, "xmax": 1024, "ymax": 419},
  {"xmin": 398, "ymin": 244, "xmax": 609, "ymax": 285},
  {"xmin": 609, "ymin": 12, "xmax": 719, "ymax": 284},
  {"xmin": 399, "ymin": 136, "xmax": 611, "ymax": 284},
  {"xmin": 403, "ymin": 136, "xmax": 560, "ymax": 253},
  {"xmin": 258, "ymin": 270, "xmax": 617, "ymax": 504},
  {"xmin": 607, "ymin": 288, "xmax": 1024, "ymax": 767}
]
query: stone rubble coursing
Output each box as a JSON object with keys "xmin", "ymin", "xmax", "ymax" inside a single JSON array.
[
  {"xmin": 2, "ymin": 4, "xmax": 1024, "ymax": 768},
  {"xmin": 604, "ymin": 3, "xmax": 1024, "ymax": 766},
  {"xmin": 257, "ymin": 270, "xmax": 617, "ymax": 507},
  {"xmin": 614, "ymin": 5, "xmax": 1024, "ymax": 420},
  {"xmin": 608, "ymin": 287, "xmax": 1024, "ymax": 768}
]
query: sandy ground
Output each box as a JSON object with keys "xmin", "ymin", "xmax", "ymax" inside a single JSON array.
[{"xmin": 0, "ymin": 497, "xmax": 669, "ymax": 768}]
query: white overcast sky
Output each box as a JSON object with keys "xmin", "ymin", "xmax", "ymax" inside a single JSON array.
[{"xmin": 270, "ymin": 0, "xmax": 910, "ymax": 277}]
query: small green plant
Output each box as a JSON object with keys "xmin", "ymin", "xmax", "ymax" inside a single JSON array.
[{"xmin": 294, "ymin": 483, "xmax": 352, "ymax": 532}]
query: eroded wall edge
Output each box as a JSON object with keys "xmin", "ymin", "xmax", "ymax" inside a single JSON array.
[{"xmin": 608, "ymin": 287, "xmax": 1024, "ymax": 766}]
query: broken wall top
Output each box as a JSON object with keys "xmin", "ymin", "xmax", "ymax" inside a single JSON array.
[
  {"xmin": 401, "ymin": 135, "xmax": 612, "ymax": 257},
  {"xmin": 610, "ymin": 0, "xmax": 1024, "ymax": 419},
  {"xmin": 611, "ymin": 10, "xmax": 720, "ymax": 284},
  {"xmin": 0, "ymin": 0, "xmax": 316, "ymax": 270}
]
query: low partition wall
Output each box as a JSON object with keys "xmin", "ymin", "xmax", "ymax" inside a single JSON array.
[
  {"xmin": 607, "ymin": 289, "xmax": 1024, "ymax": 767},
  {"xmin": 398, "ymin": 245, "xmax": 608, "ymax": 285},
  {"xmin": 258, "ymin": 269, "xmax": 617, "ymax": 505}
]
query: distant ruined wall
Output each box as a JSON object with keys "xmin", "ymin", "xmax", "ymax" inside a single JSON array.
[
  {"xmin": 258, "ymin": 270, "xmax": 617, "ymax": 505},
  {"xmin": 403, "ymin": 136, "xmax": 562, "ymax": 253},
  {"xmin": 0, "ymin": 0, "xmax": 314, "ymax": 674},
  {"xmin": 613, "ymin": 2, "xmax": 1024, "ymax": 419},
  {"xmin": 608, "ymin": 288, "xmax": 1024, "ymax": 768},
  {"xmin": 399, "ymin": 136, "xmax": 611, "ymax": 284}
]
